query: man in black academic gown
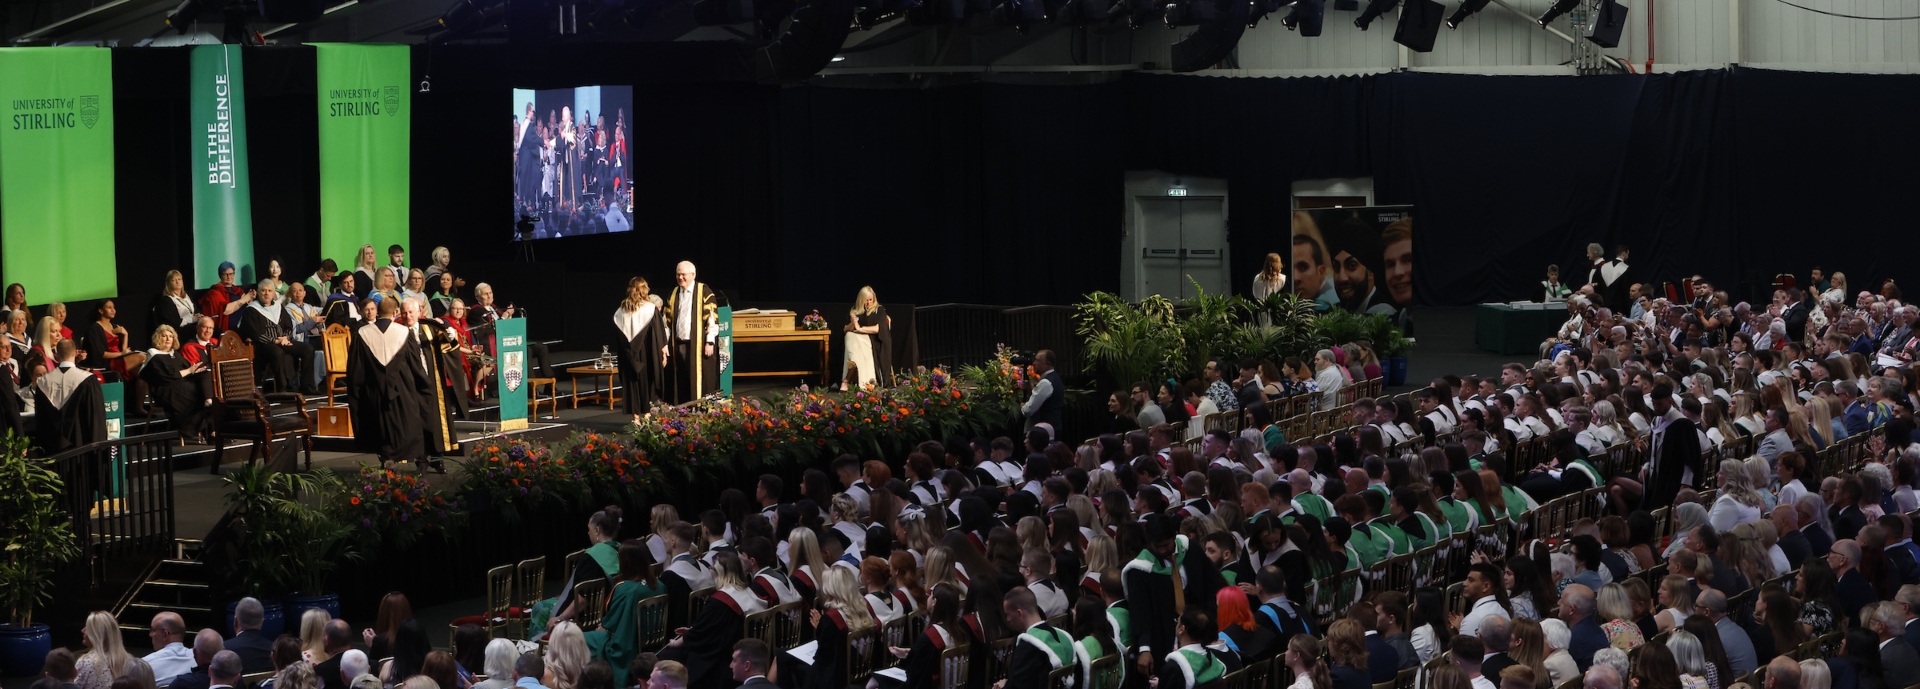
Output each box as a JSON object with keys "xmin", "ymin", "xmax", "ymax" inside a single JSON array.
[
  {"xmin": 33, "ymin": 340, "xmax": 106, "ymax": 457},
  {"xmin": 323, "ymin": 274, "xmax": 364, "ymax": 331},
  {"xmin": 665, "ymin": 261, "xmax": 723, "ymax": 403},
  {"xmin": 998, "ymin": 586, "xmax": 1079, "ymax": 689},
  {"xmin": 1638, "ymin": 383, "xmax": 1703, "ymax": 511},
  {"xmin": 237, "ymin": 281, "xmax": 316, "ymax": 395},
  {"xmin": 347, "ymin": 298, "xmax": 432, "ymax": 470},
  {"xmin": 1123, "ymin": 514, "xmax": 1184, "ymax": 676},
  {"xmin": 402, "ymin": 300, "xmax": 465, "ymax": 472}
]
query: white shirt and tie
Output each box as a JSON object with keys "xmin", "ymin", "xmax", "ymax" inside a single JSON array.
[
  {"xmin": 143, "ymin": 642, "xmax": 195, "ymax": 685},
  {"xmin": 674, "ymin": 287, "xmax": 715, "ymax": 344}
]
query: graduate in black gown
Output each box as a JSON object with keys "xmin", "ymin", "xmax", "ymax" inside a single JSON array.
[
  {"xmin": 347, "ymin": 298, "xmax": 432, "ymax": 469},
  {"xmin": 236, "ymin": 282, "xmax": 316, "ymax": 395},
  {"xmin": 614, "ymin": 278, "xmax": 668, "ymax": 417},
  {"xmin": 402, "ymin": 300, "xmax": 465, "ymax": 471},
  {"xmin": 890, "ymin": 585, "xmax": 962, "ymax": 689},
  {"xmin": 1000, "ymin": 586, "xmax": 1081, "ymax": 689},
  {"xmin": 1122, "ymin": 514, "xmax": 1184, "ymax": 671},
  {"xmin": 860, "ymin": 296, "xmax": 895, "ymax": 388},
  {"xmin": 32, "ymin": 340, "xmax": 106, "ymax": 456},
  {"xmin": 659, "ymin": 552, "xmax": 766, "ymax": 689},
  {"xmin": 140, "ymin": 325, "xmax": 211, "ymax": 444}
]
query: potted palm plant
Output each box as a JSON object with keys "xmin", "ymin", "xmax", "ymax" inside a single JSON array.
[{"xmin": 0, "ymin": 434, "xmax": 80, "ymax": 676}]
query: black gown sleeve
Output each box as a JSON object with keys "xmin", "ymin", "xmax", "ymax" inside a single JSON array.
[
  {"xmin": 1155, "ymin": 658, "xmax": 1188, "ymax": 689},
  {"xmin": 1005, "ymin": 644, "xmax": 1052, "ymax": 689},
  {"xmin": 663, "ymin": 570, "xmax": 693, "ymax": 630},
  {"xmin": 657, "ymin": 601, "xmax": 743, "ymax": 689},
  {"xmin": 871, "ymin": 305, "xmax": 894, "ymax": 387},
  {"xmin": 898, "ymin": 632, "xmax": 942, "ymax": 689},
  {"xmin": 81, "ymin": 323, "xmax": 109, "ymax": 370},
  {"xmin": 803, "ymin": 618, "xmax": 849, "ymax": 689}
]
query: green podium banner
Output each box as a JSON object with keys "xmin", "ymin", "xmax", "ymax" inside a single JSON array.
[
  {"xmin": 0, "ymin": 47, "xmax": 116, "ymax": 303},
  {"xmin": 190, "ymin": 44, "xmax": 256, "ymax": 287},
  {"xmin": 102, "ymin": 380, "xmax": 124, "ymax": 499},
  {"xmin": 717, "ymin": 306, "xmax": 733, "ymax": 397},
  {"xmin": 315, "ymin": 43, "xmax": 409, "ymax": 268},
  {"xmin": 494, "ymin": 318, "xmax": 529, "ymax": 429}
]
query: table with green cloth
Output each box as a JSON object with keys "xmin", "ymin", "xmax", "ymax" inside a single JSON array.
[{"xmin": 1475, "ymin": 303, "xmax": 1569, "ymax": 355}]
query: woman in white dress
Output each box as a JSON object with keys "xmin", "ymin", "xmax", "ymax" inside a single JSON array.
[
  {"xmin": 1253, "ymin": 253, "xmax": 1287, "ymax": 325},
  {"xmin": 840, "ymin": 286, "xmax": 891, "ymax": 391},
  {"xmin": 1708, "ymin": 458, "xmax": 1766, "ymax": 533}
]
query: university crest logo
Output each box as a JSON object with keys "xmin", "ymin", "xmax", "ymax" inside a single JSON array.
[
  {"xmin": 383, "ymin": 86, "xmax": 400, "ymax": 117},
  {"xmin": 78, "ymin": 96, "xmax": 99, "ymax": 128}
]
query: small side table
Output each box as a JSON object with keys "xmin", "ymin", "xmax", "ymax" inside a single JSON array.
[
  {"xmin": 565, "ymin": 366, "xmax": 621, "ymax": 410},
  {"xmin": 528, "ymin": 378, "xmax": 558, "ymax": 418}
]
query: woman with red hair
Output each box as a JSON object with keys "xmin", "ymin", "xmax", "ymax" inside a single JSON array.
[{"xmin": 1216, "ymin": 586, "xmax": 1279, "ymax": 664}]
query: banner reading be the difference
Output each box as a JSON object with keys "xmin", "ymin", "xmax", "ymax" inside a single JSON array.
[
  {"xmin": 0, "ymin": 47, "xmax": 117, "ymax": 303},
  {"xmin": 191, "ymin": 44, "xmax": 256, "ymax": 287},
  {"xmin": 315, "ymin": 43, "xmax": 409, "ymax": 269}
]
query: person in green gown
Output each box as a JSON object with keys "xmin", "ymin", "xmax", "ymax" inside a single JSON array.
[
  {"xmin": 531, "ymin": 507, "xmax": 626, "ymax": 637},
  {"xmin": 586, "ymin": 542, "xmax": 664, "ymax": 687}
]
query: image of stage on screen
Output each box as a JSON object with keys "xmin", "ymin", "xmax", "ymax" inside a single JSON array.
[
  {"xmin": 1292, "ymin": 206, "xmax": 1414, "ymax": 334},
  {"xmin": 513, "ymin": 85, "xmax": 633, "ymax": 239}
]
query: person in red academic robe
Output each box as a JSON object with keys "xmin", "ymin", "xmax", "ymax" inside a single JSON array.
[{"xmin": 196, "ymin": 262, "xmax": 254, "ymax": 334}]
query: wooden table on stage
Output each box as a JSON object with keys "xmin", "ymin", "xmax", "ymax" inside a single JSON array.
[
  {"xmin": 732, "ymin": 330, "xmax": 832, "ymax": 386},
  {"xmin": 566, "ymin": 366, "xmax": 622, "ymax": 410}
]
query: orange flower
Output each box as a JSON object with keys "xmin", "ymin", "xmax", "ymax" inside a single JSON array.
[{"xmin": 350, "ymin": 497, "xmax": 361, "ymax": 505}]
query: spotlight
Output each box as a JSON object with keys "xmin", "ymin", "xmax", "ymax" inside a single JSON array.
[
  {"xmin": 1391, "ymin": 0, "xmax": 1441, "ymax": 50},
  {"xmin": 1165, "ymin": 0, "xmax": 1217, "ymax": 26},
  {"xmin": 1245, "ymin": 0, "xmax": 1291, "ymax": 27},
  {"xmin": 1442, "ymin": 0, "xmax": 1486, "ymax": 28},
  {"xmin": 1279, "ymin": 0, "xmax": 1320, "ymax": 34},
  {"xmin": 1537, "ymin": 0, "xmax": 1578, "ymax": 25},
  {"xmin": 1353, "ymin": 0, "xmax": 1394, "ymax": 29},
  {"xmin": 1585, "ymin": 0, "xmax": 1628, "ymax": 46}
]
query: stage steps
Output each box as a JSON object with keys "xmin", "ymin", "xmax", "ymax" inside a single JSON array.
[{"xmin": 115, "ymin": 539, "xmax": 213, "ymax": 647}]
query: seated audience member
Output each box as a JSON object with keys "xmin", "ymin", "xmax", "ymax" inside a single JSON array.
[
  {"xmin": 197, "ymin": 262, "xmax": 253, "ymax": 333},
  {"xmin": 236, "ymin": 280, "xmax": 316, "ymax": 394},
  {"xmin": 32, "ymin": 649, "xmax": 80, "ymax": 689}
]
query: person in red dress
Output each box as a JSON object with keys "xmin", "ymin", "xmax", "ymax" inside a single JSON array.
[{"xmin": 83, "ymin": 300, "xmax": 147, "ymax": 380}]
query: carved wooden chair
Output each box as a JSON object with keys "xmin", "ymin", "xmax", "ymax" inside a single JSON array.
[{"xmin": 207, "ymin": 331, "xmax": 313, "ymax": 473}]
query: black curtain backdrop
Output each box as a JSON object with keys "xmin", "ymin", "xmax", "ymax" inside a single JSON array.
[{"xmin": 63, "ymin": 52, "xmax": 1920, "ymax": 351}]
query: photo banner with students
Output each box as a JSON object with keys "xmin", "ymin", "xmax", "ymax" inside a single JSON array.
[
  {"xmin": 0, "ymin": 47, "xmax": 116, "ymax": 303},
  {"xmin": 315, "ymin": 43, "xmax": 409, "ymax": 269},
  {"xmin": 190, "ymin": 44, "xmax": 256, "ymax": 287},
  {"xmin": 1291, "ymin": 206, "xmax": 1415, "ymax": 333}
]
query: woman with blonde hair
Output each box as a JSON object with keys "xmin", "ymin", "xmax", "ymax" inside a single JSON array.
[
  {"xmin": 75, "ymin": 611, "xmax": 136, "ymax": 689},
  {"xmin": 352, "ymin": 244, "xmax": 380, "ymax": 299},
  {"xmin": 644, "ymin": 505, "xmax": 678, "ymax": 563},
  {"xmin": 921, "ymin": 545, "xmax": 964, "ymax": 598},
  {"xmin": 150, "ymin": 269, "xmax": 197, "ymax": 331},
  {"xmin": 787, "ymin": 527, "xmax": 829, "ymax": 603},
  {"xmin": 614, "ymin": 276, "xmax": 668, "ymax": 416},
  {"xmin": 1509, "ymin": 619, "xmax": 1554, "ymax": 689},
  {"xmin": 1325, "ymin": 619, "xmax": 1370, "ymax": 689},
  {"xmin": 1015, "ymin": 516, "xmax": 1048, "ymax": 553},
  {"xmin": 1709, "ymin": 459, "xmax": 1766, "ymax": 532},
  {"xmin": 791, "ymin": 567, "xmax": 874, "ymax": 689},
  {"xmin": 1597, "ymin": 583, "xmax": 1645, "ymax": 649},
  {"xmin": 839, "ymin": 286, "xmax": 892, "ymax": 390},
  {"xmin": 1081, "ymin": 535, "xmax": 1118, "ymax": 597},
  {"xmin": 659, "ymin": 552, "xmax": 764, "ymax": 689},
  {"xmin": 544, "ymin": 621, "xmax": 588, "ymax": 689},
  {"xmin": 298, "ymin": 609, "xmax": 332, "ymax": 664},
  {"xmin": 1654, "ymin": 574, "xmax": 1694, "ymax": 631},
  {"xmin": 1254, "ymin": 253, "xmax": 1287, "ymax": 304},
  {"xmin": 272, "ymin": 660, "xmax": 318, "ymax": 689},
  {"xmin": 1824, "ymin": 273, "xmax": 1849, "ymax": 304},
  {"xmin": 1799, "ymin": 659, "xmax": 1833, "ymax": 689}
]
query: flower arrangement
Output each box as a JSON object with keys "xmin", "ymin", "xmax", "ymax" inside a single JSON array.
[
  {"xmin": 329, "ymin": 463, "xmax": 460, "ymax": 547},
  {"xmin": 458, "ymin": 439, "xmax": 566, "ymax": 524},
  {"xmin": 562, "ymin": 431, "xmax": 653, "ymax": 502},
  {"xmin": 958, "ymin": 345, "xmax": 1030, "ymax": 409},
  {"xmin": 801, "ymin": 310, "xmax": 829, "ymax": 331}
]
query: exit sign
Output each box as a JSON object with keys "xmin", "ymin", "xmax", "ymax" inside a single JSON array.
[{"xmin": 1166, "ymin": 188, "xmax": 1189, "ymax": 197}]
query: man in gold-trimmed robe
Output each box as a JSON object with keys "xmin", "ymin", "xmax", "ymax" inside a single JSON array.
[
  {"xmin": 402, "ymin": 301, "xmax": 465, "ymax": 472},
  {"xmin": 665, "ymin": 261, "xmax": 724, "ymax": 403}
]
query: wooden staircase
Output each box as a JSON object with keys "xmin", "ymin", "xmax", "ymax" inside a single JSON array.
[{"xmin": 114, "ymin": 539, "xmax": 214, "ymax": 646}]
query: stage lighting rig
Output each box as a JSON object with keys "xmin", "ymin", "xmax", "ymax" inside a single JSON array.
[
  {"xmin": 1537, "ymin": 0, "xmax": 1579, "ymax": 25},
  {"xmin": 1164, "ymin": 0, "xmax": 1217, "ymax": 27},
  {"xmin": 1279, "ymin": 0, "xmax": 1321, "ymax": 35},
  {"xmin": 164, "ymin": 0, "xmax": 269, "ymax": 43},
  {"xmin": 1443, "ymin": 0, "xmax": 1486, "ymax": 28},
  {"xmin": 1391, "ymin": 0, "xmax": 1441, "ymax": 50},
  {"xmin": 1585, "ymin": 0, "xmax": 1628, "ymax": 46},
  {"xmin": 1352, "ymin": 0, "xmax": 1393, "ymax": 29}
]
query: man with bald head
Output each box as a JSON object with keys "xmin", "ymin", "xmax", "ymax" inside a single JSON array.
[
  {"xmin": 1772, "ymin": 506, "xmax": 1813, "ymax": 565},
  {"xmin": 1832, "ymin": 539, "xmax": 1881, "ymax": 617},
  {"xmin": 142, "ymin": 612, "xmax": 194, "ymax": 684},
  {"xmin": 1583, "ymin": 665, "xmax": 1621, "ymax": 689},
  {"xmin": 313, "ymin": 619, "xmax": 356, "ymax": 689},
  {"xmin": 664, "ymin": 261, "xmax": 722, "ymax": 402},
  {"xmin": 1796, "ymin": 495, "xmax": 1835, "ymax": 558},
  {"xmin": 1558, "ymin": 584, "xmax": 1606, "ymax": 674},
  {"xmin": 1764, "ymin": 657, "xmax": 1801, "ymax": 689},
  {"xmin": 167, "ymin": 629, "xmax": 226, "ymax": 689},
  {"xmin": 1289, "ymin": 470, "xmax": 1333, "ymax": 522},
  {"xmin": 1698, "ymin": 589, "xmax": 1756, "ymax": 676}
]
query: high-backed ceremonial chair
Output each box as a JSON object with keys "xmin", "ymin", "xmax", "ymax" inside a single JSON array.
[
  {"xmin": 322, "ymin": 324, "xmax": 352, "ymax": 406},
  {"xmin": 208, "ymin": 331, "xmax": 314, "ymax": 473}
]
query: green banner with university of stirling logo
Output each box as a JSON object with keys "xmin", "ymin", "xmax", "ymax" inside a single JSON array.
[
  {"xmin": 191, "ymin": 44, "xmax": 256, "ymax": 287},
  {"xmin": 315, "ymin": 43, "xmax": 409, "ymax": 269},
  {"xmin": 494, "ymin": 318, "xmax": 529, "ymax": 429},
  {"xmin": 0, "ymin": 47, "xmax": 116, "ymax": 303}
]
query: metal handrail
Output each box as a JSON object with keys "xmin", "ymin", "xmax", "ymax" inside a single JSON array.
[{"xmin": 47, "ymin": 431, "xmax": 179, "ymax": 585}]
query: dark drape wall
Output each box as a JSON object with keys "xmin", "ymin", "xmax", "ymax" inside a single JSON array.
[{"xmin": 73, "ymin": 53, "xmax": 1920, "ymax": 352}]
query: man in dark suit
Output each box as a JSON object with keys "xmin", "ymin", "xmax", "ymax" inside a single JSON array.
[
  {"xmin": 1833, "ymin": 541, "xmax": 1881, "ymax": 619},
  {"xmin": 1899, "ymin": 585, "xmax": 1920, "ymax": 652},
  {"xmin": 1875, "ymin": 602, "xmax": 1920, "ymax": 689},
  {"xmin": 1883, "ymin": 515, "xmax": 1920, "ymax": 586},
  {"xmin": 169, "ymin": 630, "xmax": 225, "ymax": 689},
  {"xmin": 312, "ymin": 620, "xmax": 354, "ymax": 689},
  {"xmin": 1559, "ymin": 584, "xmax": 1608, "ymax": 674},
  {"xmin": 1347, "ymin": 601, "xmax": 1399, "ymax": 683},
  {"xmin": 729, "ymin": 638, "xmax": 774, "ymax": 689},
  {"xmin": 1478, "ymin": 615, "xmax": 1518, "ymax": 682},
  {"xmin": 206, "ymin": 651, "xmax": 243, "ymax": 689},
  {"xmin": 1774, "ymin": 507, "xmax": 1815, "ymax": 565},
  {"xmin": 224, "ymin": 598, "xmax": 276, "ymax": 674}
]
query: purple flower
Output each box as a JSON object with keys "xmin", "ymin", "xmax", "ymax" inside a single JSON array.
[
  {"xmin": 400, "ymin": 512, "xmax": 411, "ymax": 522},
  {"xmin": 362, "ymin": 519, "xmax": 371, "ymax": 527},
  {"xmin": 363, "ymin": 485, "xmax": 373, "ymax": 492}
]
